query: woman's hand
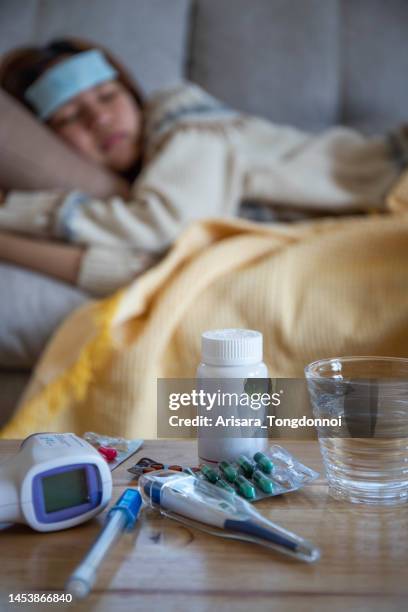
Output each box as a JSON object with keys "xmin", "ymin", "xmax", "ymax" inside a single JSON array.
[{"xmin": 0, "ymin": 231, "xmax": 84, "ymax": 285}]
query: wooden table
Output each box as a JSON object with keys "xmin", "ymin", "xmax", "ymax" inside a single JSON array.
[{"xmin": 0, "ymin": 440, "xmax": 407, "ymax": 612}]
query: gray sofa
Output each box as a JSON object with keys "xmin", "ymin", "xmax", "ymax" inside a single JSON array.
[{"xmin": 1, "ymin": 0, "xmax": 408, "ymax": 425}]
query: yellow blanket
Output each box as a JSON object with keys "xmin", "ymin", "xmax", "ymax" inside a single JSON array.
[{"xmin": 2, "ymin": 213, "xmax": 408, "ymax": 439}]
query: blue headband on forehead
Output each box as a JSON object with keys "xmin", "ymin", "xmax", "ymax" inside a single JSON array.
[{"xmin": 24, "ymin": 49, "xmax": 118, "ymax": 120}]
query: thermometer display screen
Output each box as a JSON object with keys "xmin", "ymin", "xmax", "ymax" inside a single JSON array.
[{"xmin": 41, "ymin": 468, "xmax": 89, "ymax": 513}]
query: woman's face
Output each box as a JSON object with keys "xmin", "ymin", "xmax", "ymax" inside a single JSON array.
[{"xmin": 49, "ymin": 79, "xmax": 142, "ymax": 173}]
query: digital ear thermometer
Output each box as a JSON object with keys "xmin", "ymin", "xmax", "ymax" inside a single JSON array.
[{"xmin": 0, "ymin": 433, "xmax": 112, "ymax": 531}]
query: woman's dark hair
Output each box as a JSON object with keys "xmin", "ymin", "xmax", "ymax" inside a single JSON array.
[{"xmin": 0, "ymin": 37, "xmax": 144, "ymax": 115}]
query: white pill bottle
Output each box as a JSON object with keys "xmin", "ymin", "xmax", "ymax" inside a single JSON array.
[{"xmin": 196, "ymin": 328, "xmax": 269, "ymax": 463}]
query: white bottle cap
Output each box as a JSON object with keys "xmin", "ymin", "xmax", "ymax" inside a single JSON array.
[{"xmin": 201, "ymin": 329, "xmax": 263, "ymax": 366}]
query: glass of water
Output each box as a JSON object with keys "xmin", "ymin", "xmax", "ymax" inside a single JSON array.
[{"xmin": 305, "ymin": 357, "xmax": 408, "ymax": 505}]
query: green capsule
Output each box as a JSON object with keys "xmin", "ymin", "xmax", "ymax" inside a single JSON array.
[
  {"xmin": 200, "ymin": 464, "xmax": 219, "ymax": 484},
  {"xmin": 235, "ymin": 475, "xmax": 256, "ymax": 499},
  {"xmin": 237, "ymin": 455, "xmax": 255, "ymax": 477},
  {"xmin": 253, "ymin": 451, "xmax": 274, "ymax": 474},
  {"xmin": 215, "ymin": 478, "xmax": 236, "ymax": 494},
  {"xmin": 252, "ymin": 469, "xmax": 275, "ymax": 494},
  {"xmin": 219, "ymin": 461, "xmax": 239, "ymax": 483}
]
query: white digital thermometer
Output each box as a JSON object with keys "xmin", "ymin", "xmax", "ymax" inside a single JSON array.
[
  {"xmin": 140, "ymin": 470, "xmax": 320, "ymax": 562},
  {"xmin": 0, "ymin": 433, "xmax": 112, "ymax": 531}
]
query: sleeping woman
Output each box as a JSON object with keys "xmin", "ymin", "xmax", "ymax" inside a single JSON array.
[{"xmin": 0, "ymin": 38, "xmax": 406, "ymax": 296}]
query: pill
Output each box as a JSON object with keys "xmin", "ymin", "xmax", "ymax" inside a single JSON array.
[
  {"xmin": 235, "ymin": 475, "xmax": 256, "ymax": 499},
  {"xmin": 215, "ymin": 479, "xmax": 236, "ymax": 494},
  {"xmin": 200, "ymin": 464, "xmax": 220, "ymax": 483},
  {"xmin": 252, "ymin": 469, "xmax": 275, "ymax": 494},
  {"xmin": 98, "ymin": 446, "xmax": 118, "ymax": 462},
  {"xmin": 237, "ymin": 455, "xmax": 255, "ymax": 477},
  {"xmin": 219, "ymin": 461, "xmax": 239, "ymax": 483},
  {"xmin": 253, "ymin": 452, "xmax": 274, "ymax": 474}
]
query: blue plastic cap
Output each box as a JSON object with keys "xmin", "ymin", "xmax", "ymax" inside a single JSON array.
[
  {"xmin": 143, "ymin": 479, "xmax": 163, "ymax": 507},
  {"xmin": 108, "ymin": 488, "xmax": 142, "ymax": 529}
]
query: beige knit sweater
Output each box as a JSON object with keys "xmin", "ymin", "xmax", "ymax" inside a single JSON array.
[{"xmin": 0, "ymin": 84, "xmax": 403, "ymax": 296}]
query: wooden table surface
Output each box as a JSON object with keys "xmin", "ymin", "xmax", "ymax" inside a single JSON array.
[{"xmin": 0, "ymin": 439, "xmax": 407, "ymax": 612}]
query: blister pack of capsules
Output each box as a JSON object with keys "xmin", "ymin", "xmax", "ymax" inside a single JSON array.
[{"xmin": 128, "ymin": 445, "xmax": 318, "ymax": 502}]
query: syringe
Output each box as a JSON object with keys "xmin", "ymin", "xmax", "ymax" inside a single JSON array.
[{"xmin": 66, "ymin": 488, "xmax": 142, "ymax": 599}]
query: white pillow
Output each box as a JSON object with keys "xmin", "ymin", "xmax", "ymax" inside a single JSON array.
[{"xmin": 0, "ymin": 263, "xmax": 88, "ymax": 368}]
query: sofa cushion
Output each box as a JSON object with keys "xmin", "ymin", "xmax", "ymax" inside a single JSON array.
[
  {"xmin": 0, "ymin": 0, "xmax": 192, "ymax": 95},
  {"xmin": 0, "ymin": 263, "xmax": 88, "ymax": 368},
  {"xmin": 0, "ymin": 370, "xmax": 31, "ymax": 428},
  {"xmin": 190, "ymin": 0, "xmax": 408, "ymax": 134},
  {"xmin": 341, "ymin": 0, "xmax": 408, "ymax": 133},
  {"xmin": 189, "ymin": 0, "xmax": 339, "ymax": 132}
]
